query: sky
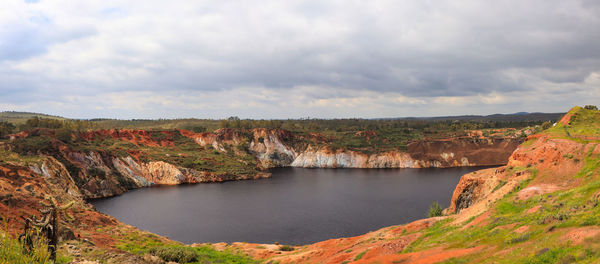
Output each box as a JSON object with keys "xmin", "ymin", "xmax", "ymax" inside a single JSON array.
[{"xmin": 1, "ymin": 0, "xmax": 599, "ymax": 119}]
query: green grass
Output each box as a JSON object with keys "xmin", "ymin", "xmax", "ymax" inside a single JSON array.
[
  {"xmin": 0, "ymin": 229, "xmax": 72, "ymax": 264},
  {"xmin": 427, "ymin": 201, "xmax": 443, "ymax": 217},
  {"xmin": 354, "ymin": 249, "xmax": 368, "ymax": 261},
  {"xmin": 115, "ymin": 231, "xmax": 257, "ymax": 264},
  {"xmin": 0, "ymin": 111, "xmax": 66, "ymax": 126},
  {"xmin": 0, "ymin": 144, "xmax": 43, "ymax": 166},
  {"xmin": 399, "ymin": 147, "xmax": 600, "ymax": 263},
  {"xmin": 546, "ymin": 106, "xmax": 600, "ymax": 142},
  {"xmin": 492, "ymin": 180, "xmax": 507, "ymax": 192}
]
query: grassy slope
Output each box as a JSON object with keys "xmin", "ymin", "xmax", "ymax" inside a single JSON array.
[
  {"xmin": 0, "ymin": 111, "xmax": 66, "ymax": 125},
  {"xmin": 405, "ymin": 107, "xmax": 600, "ymax": 263},
  {"xmin": 113, "ymin": 230, "xmax": 257, "ymax": 264}
]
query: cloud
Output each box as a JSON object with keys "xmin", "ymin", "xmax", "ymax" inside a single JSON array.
[{"xmin": 0, "ymin": 0, "xmax": 599, "ymax": 118}]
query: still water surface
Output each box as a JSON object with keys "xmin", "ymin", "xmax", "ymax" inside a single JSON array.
[{"xmin": 91, "ymin": 167, "xmax": 489, "ymax": 244}]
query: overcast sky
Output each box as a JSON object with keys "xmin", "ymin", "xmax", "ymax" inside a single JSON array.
[{"xmin": 1, "ymin": 0, "xmax": 599, "ymax": 119}]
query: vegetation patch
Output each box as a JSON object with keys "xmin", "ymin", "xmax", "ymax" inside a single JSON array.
[
  {"xmin": 116, "ymin": 231, "xmax": 256, "ymax": 264},
  {"xmin": 149, "ymin": 246, "xmax": 198, "ymax": 263},
  {"xmin": 354, "ymin": 249, "xmax": 368, "ymax": 261},
  {"xmin": 0, "ymin": 228, "xmax": 71, "ymax": 264},
  {"xmin": 427, "ymin": 201, "xmax": 443, "ymax": 217}
]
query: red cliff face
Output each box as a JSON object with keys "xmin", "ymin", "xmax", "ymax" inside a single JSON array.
[
  {"xmin": 7, "ymin": 126, "xmax": 529, "ymax": 201},
  {"xmin": 407, "ymin": 137, "xmax": 523, "ymax": 167},
  {"xmin": 292, "ymin": 136, "xmax": 524, "ymax": 168},
  {"xmin": 447, "ymin": 133, "xmax": 591, "ymax": 218},
  {"xmin": 79, "ymin": 129, "xmax": 176, "ymax": 147},
  {"xmin": 178, "ymin": 128, "xmax": 248, "ymax": 151}
]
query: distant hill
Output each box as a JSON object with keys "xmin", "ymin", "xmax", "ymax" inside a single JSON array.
[
  {"xmin": 0, "ymin": 111, "xmax": 565, "ymax": 127},
  {"xmin": 387, "ymin": 112, "xmax": 565, "ymax": 122},
  {"xmin": 0, "ymin": 111, "xmax": 67, "ymax": 125}
]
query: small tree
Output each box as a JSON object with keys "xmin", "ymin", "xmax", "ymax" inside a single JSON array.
[
  {"xmin": 0, "ymin": 121, "xmax": 15, "ymax": 137},
  {"xmin": 427, "ymin": 201, "xmax": 443, "ymax": 217},
  {"xmin": 55, "ymin": 128, "xmax": 73, "ymax": 143},
  {"xmin": 541, "ymin": 121, "xmax": 552, "ymax": 130},
  {"xmin": 584, "ymin": 105, "xmax": 598, "ymax": 110},
  {"xmin": 19, "ymin": 196, "xmax": 74, "ymax": 262}
]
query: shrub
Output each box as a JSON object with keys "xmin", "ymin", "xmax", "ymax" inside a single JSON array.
[
  {"xmin": 584, "ymin": 105, "xmax": 598, "ymax": 110},
  {"xmin": 149, "ymin": 246, "xmax": 198, "ymax": 263},
  {"xmin": 189, "ymin": 126, "xmax": 207, "ymax": 133},
  {"xmin": 427, "ymin": 201, "xmax": 444, "ymax": 217},
  {"xmin": 541, "ymin": 121, "xmax": 552, "ymax": 130},
  {"xmin": 354, "ymin": 250, "xmax": 368, "ymax": 261},
  {"xmin": 492, "ymin": 180, "xmax": 507, "ymax": 193},
  {"xmin": 0, "ymin": 122, "xmax": 15, "ymax": 137},
  {"xmin": 507, "ymin": 233, "xmax": 530, "ymax": 244},
  {"xmin": 11, "ymin": 136, "xmax": 55, "ymax": 155},
  {"xmin": 55, "ymin": 128, "xmax": 73, "ymax": 143},
  {"xmin": 1, "ymin": 229, "xmax": 52, "ymax": 264},
  {"xmin": 279, "ymin": 245, "xmax": 294, "ymax": 251}
]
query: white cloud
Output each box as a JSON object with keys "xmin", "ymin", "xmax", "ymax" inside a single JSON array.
[{"xmin": 0, "ymin": 0, "xmax": 599, "ymax": 118}]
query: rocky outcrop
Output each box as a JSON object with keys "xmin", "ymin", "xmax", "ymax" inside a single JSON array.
[
  {"xmin": 45, "ymin": 149, "xmax": 269, "ymax": 199},
  {"xmin": 291, "ymin": 147, "xmax": 417, "ymax": 168},
  {"xmin": 248, "ymin": 129, "xmax": 297, "ymax": 168},
  {"xmin": 448, "ymin": 132, "xmax": 589, "ymax": 218},
  {"xmin": 406, "ymin": 137, "xmax": 522, "ymax": 167},
  {"xmin": 177, "ymin": 128, "xmax": 523, "ymax": 169},
  {"xmin": 8, "ymin": 127, "xmax": 527, "ymax": 199},
  {"xmin": 178, "ymin": 128, "xmax": 248, "ymax": 152},
  {"xmin": 290, "ymin": 137, "xmax": 522, "ymax": 168}
]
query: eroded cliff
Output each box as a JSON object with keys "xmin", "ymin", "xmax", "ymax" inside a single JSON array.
[
  {"xmin": 4, "ymin": 126, "xmax": 528, "ymax": 200},
  {"xmin": 226, "ymin": 106, "xmax": 600, "ymax": 264}
]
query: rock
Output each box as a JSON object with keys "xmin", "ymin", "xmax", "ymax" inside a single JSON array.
[
  {"xmin": 59, "ymin": 226, "xmax": 77, "ymax": 242},
  {"xmin": 536, "ymin": 248, "xmax": 550, "ymax": 256},
  {"xmin": 143, "ymin": 253, "xmax": 165, "ymax": 264}
]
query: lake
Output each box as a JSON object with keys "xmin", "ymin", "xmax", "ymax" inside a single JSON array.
[{"xmin": 91, "ymin": 167, "xmax": 489, "ymax": 245}]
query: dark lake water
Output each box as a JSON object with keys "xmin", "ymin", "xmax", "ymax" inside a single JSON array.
[{"xmin": 91, "ymin": 167, "xmax": 490, "ymax": 245}]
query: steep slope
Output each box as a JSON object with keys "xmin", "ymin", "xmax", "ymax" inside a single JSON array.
[
  {"xmin": 5, "ymin": 126, "xmax": 526, "ymax": 200},
  {"xmin": 0, "ymin": 118, "xmax": 542, "ymax": 262},
  {"xmin": 228, "ymin": 106, "xmax": 600, "ymax": 263},
  {"xmin": 0, "ymin": 154, "xmax": 258, "ymax": 263}
]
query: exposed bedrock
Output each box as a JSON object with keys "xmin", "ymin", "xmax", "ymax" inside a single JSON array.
[
  {"xmin": 290, "ymin": 138, "xmax": 523, "ymax": 168},
  {"xmin": 14, "ymin": 127, "xmax": 525, "ymax": 199},
  {"xmin": 37, "ymin": 150, "xmax": 269, "ymax": 199},
  {"xmin": 447, "ymin": 132, "xmax": 594, "ymax": 218}
]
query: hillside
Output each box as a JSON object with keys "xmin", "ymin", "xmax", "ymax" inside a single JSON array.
[
  {"xmin": 0, "ymin": 111, "xmax": 67, "ymax": 125},
  {"xmin": 229, "ymin": 106, "xmax": 600, "ymax": 263},
  {"xmin": 0, "ymin": 107, "xmax": 589, "ymax": 263}
]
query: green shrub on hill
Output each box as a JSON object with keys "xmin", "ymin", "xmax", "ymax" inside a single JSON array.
[
  {"xmin": 149, "ymin": 246, "xmax": 198, "ymax": 263},
  {"xmin": 0, "ymin": 229, "xmax": 71, "ymax": 264},
  {"xmin": 427, "ymin": 201, "xmax": 443, "ymax": 217}
]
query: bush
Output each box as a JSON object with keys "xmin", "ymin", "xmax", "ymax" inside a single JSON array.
[
  {"xmin": 507, "ymin": 233, "xmax": 530, "ymax": 244},
  {"xmin": 55, "ymin": 128, "xmax": 73, "ymax": 143},
  {"xmin": 149, "ymin": 246, "xmax": 198, "ymax": 263},
  {"xmin": 584, "ymin": 105, "xmax": 598, "ymax": 110},
  {"xmin": 189, "ymin": 126, "xmax": 207, "ymax": 133},
  {"xmin": 279, "ymin": 245, "xmax": 294, "ymax": 251},
  {"xmin": 541, "ymin": 121, "xmax": 552, "ymax": 130},
  {"xmin": 427, "ymin": 201, "xmax": 444, "ymax": 217},
  {"xmin": 11, "ymin": 136, "xmax": 55, "ymax": 155},
  {"xmin": 0, "ymin": 122, "xmax": 15, "ymax": 137},
  {"xmin": 0, "ymin": 229, "xmax": 57, "ymax": 264}
]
